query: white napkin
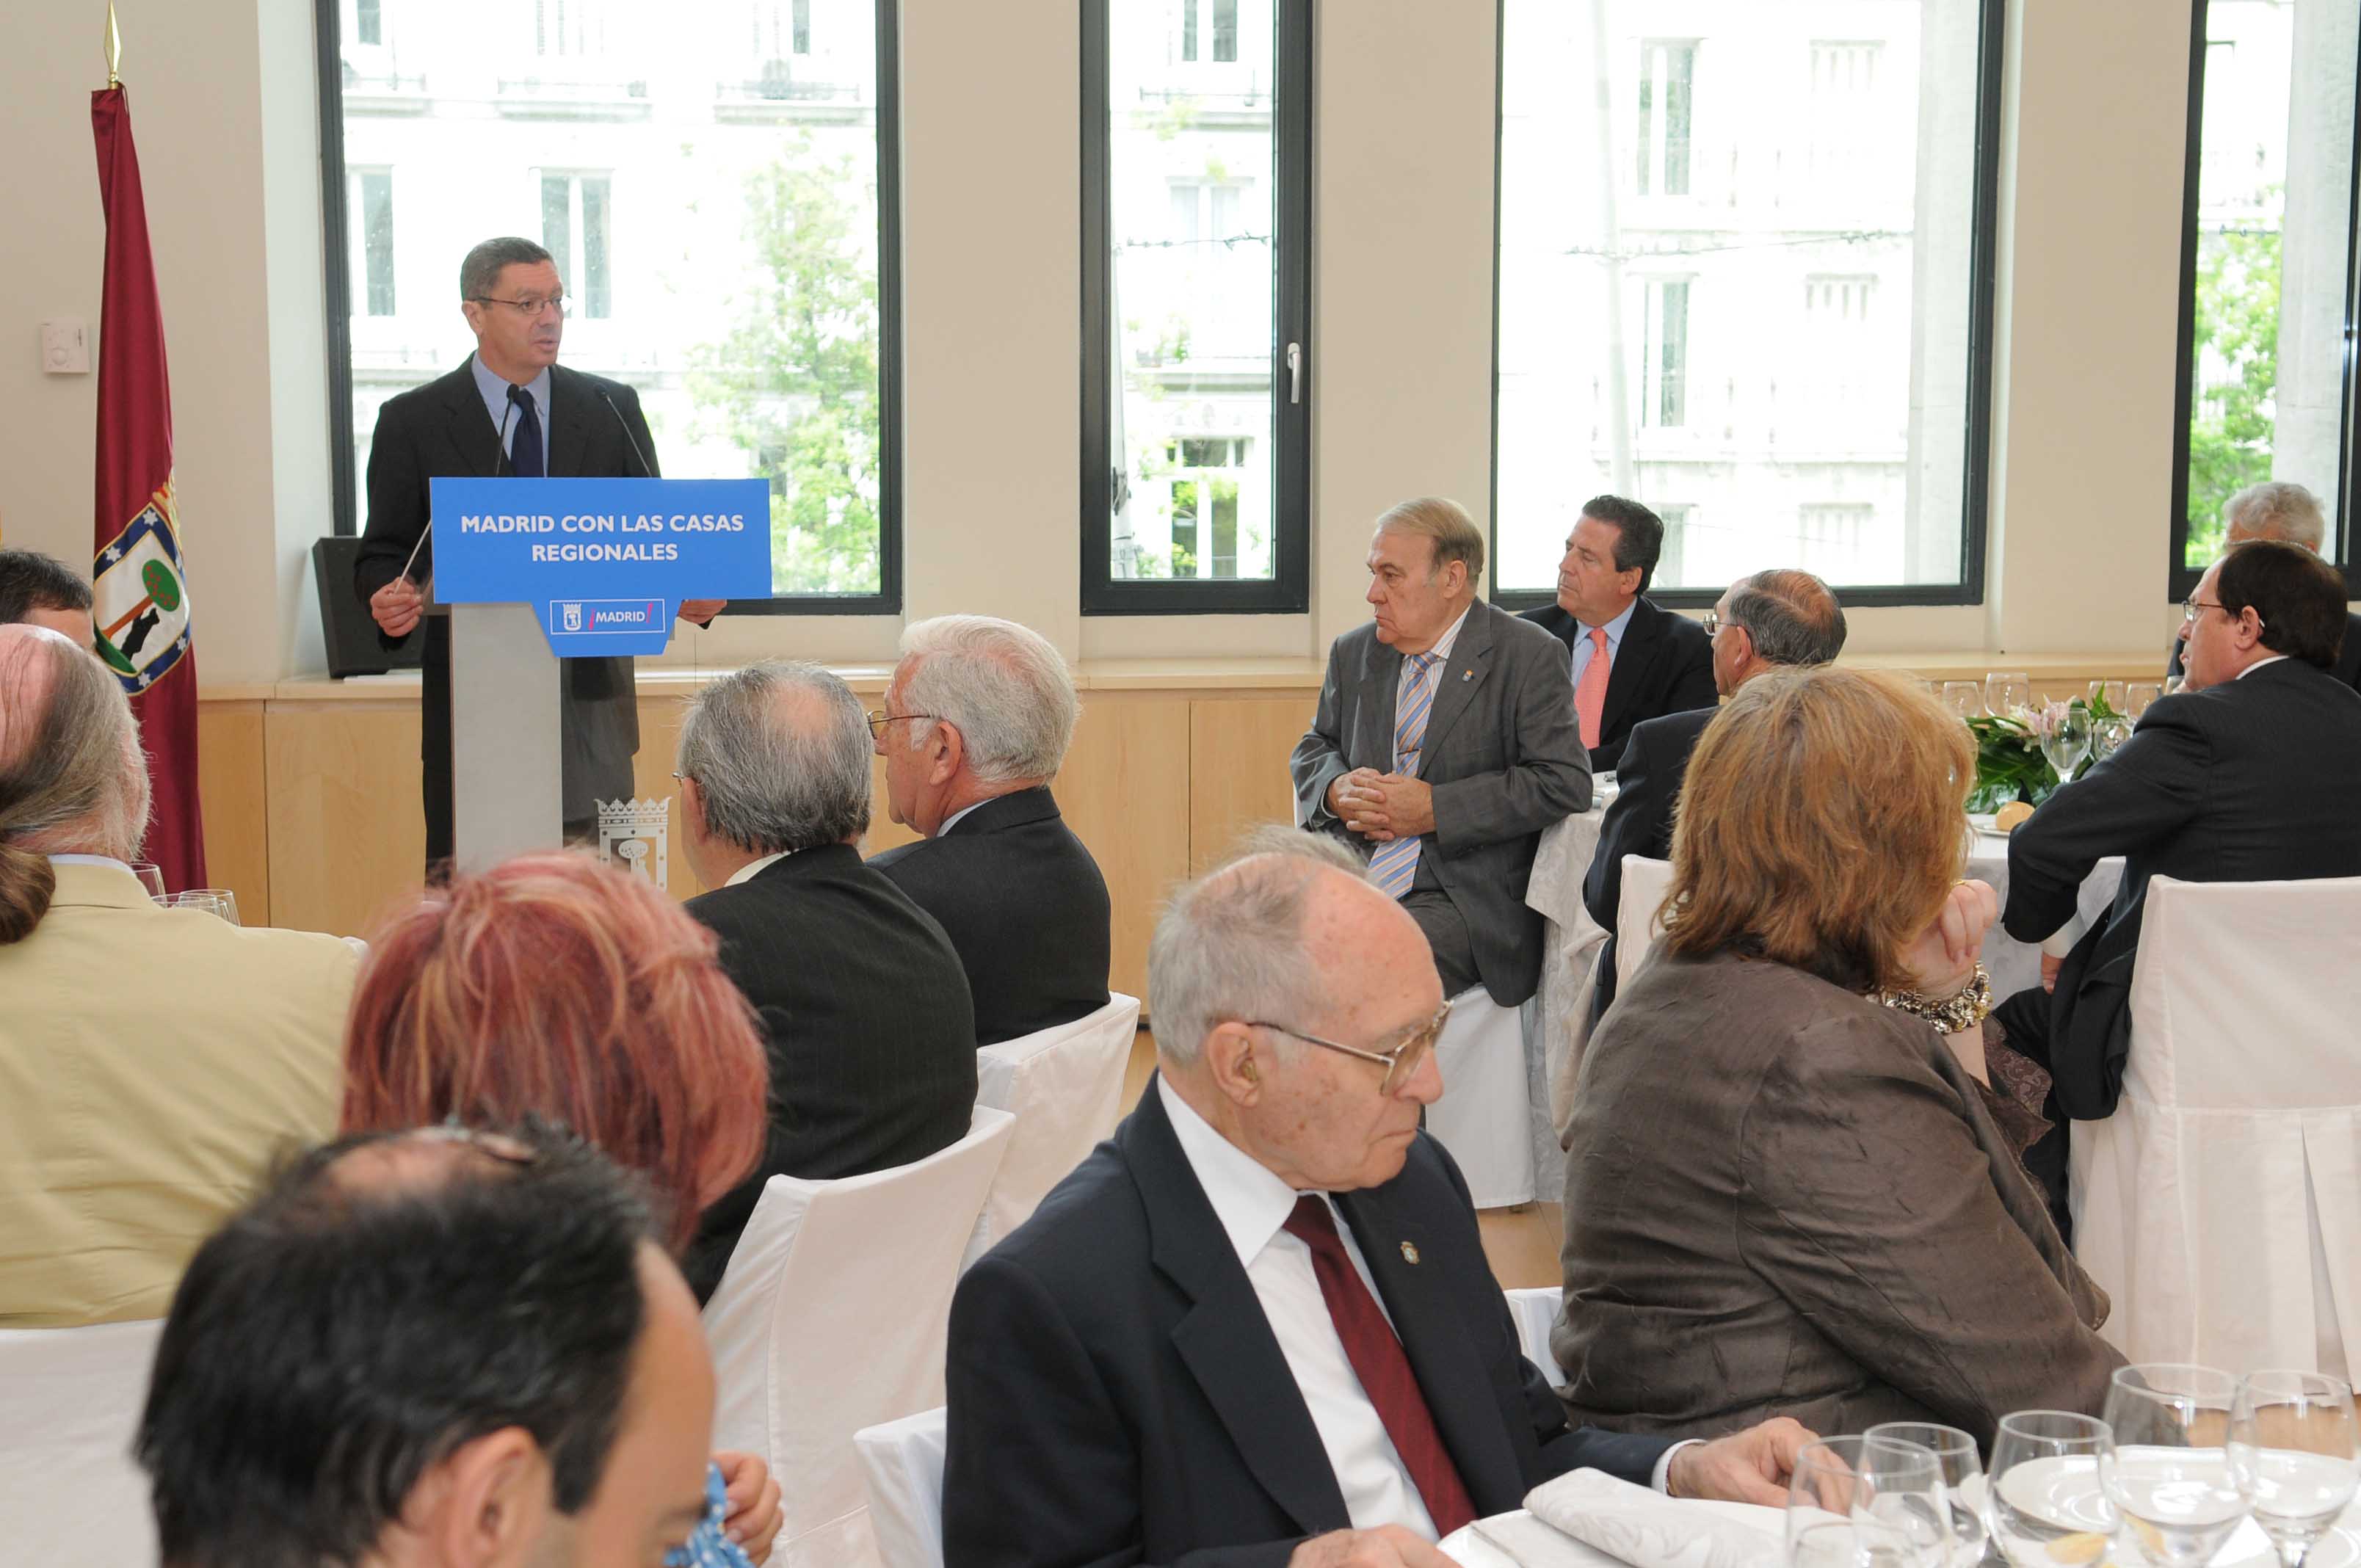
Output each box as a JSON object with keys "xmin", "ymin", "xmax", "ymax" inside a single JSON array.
[{"xmin": 1510, "ymin": 1470, "xmax": 1785, "ymax": 1568}]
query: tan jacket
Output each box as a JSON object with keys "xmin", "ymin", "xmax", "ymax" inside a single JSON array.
[
  {"xmin": 0, "ymin": 863, "xmax": 355, "ymax": 1327},
  {"xmin": 1553, "ymin": 948, "xmax": 2122, "ymax": 1442}
]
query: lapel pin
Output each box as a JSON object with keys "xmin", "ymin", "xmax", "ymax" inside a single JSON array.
[
  {"xmin": 1399, "ymin": 1241, "xmax": 1421, "ymax": 1265},
  {"xmin": 1461, "ymin": 669, "xmax": 1473, "ymax": 682}
]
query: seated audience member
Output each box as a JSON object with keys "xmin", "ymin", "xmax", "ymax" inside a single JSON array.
[
  {"xmin": 1584, "ymin": 568, "xmax": 1845, "ymax": 1012},
  {"xmin": 1520, "ymin": 496, "xmax": 1717, "ymax": 773},
  {"xmin": 1999, "ymin": 539, "xmax": 2361, "ymax": 1233},
  {"xmin": 867, "ymin": 614, "xmax": 1112, "ymax": 1043},
  {"xmin": 674, "ymin": 659, "xmax": 977, "ymax": 1298},
  {"xmin": 2166, "ymin": 482, "xmax": 2361, "ymax": 692},
  {"xmin": 137, "ymin": 1125, "xmax": 726, "ymax": 1568},
  {"xmin": 1557, "ymin": 667, "xmax": 2122, "ymax": 1443},
  {"xmin": 338, "ymin": 850, "xmax": 785, "ymax": 1561},
  {"xmin": 943, "ymin": 837, "xmax": 1811, "ymax": 1568},
  {"xmin": 1292, "ymin": 496, "xmax": 1590, "ymax": 1006},
  {"xmin": 0, "ymin": 624, "xmax": 355, "ymax": 1328},
  {"xmin": 0, "ymin": 548, "xmax": 94, "ymax": 648}
]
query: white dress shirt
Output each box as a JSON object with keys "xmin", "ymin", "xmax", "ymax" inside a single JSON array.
[
  {"xmin": 1418, "ymin": 603, "xmax": 1474, "ymax": 673},
  {"xmin": 724, "ymin": 848, "xmax": 799, "ymax": 887}
]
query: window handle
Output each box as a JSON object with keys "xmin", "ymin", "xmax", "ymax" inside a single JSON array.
[{"xmin": 1287, "ymin": 341, "xmax": 1303, "ymax": 404}]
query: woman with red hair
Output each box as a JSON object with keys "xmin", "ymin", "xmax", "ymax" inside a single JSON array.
[{"xmin": 341, "ymin": 851, "xmax": 781, "ymax": 1564}]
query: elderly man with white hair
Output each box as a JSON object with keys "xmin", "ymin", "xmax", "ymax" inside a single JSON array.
[
  {"xmin": 0, "ymin": 623, "xmax": 355, "ymax": 1327},
  {"xmin": 868, "ymin": 614, "xmax": 1111, "ymax": 1043},
  {"xmin": 2169, "ymin": 480, "xmax": 2361, "ymax": 691},
  {"xmin": 943, "ymin": 835, "xmax": 1813, "ymax": 1568}
]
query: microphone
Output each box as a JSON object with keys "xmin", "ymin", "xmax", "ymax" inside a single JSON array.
[{"xmin": 600, "ymin": 390, "xmax": 656, "ymax": 477}]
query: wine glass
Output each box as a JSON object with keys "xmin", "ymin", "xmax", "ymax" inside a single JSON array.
[
  {"xmin": 2089, "ymin": 714, "xmax": 2133, "ymax": 763},
  {"xmin": 165, "ymin": 889, "xmax": 242, "ymax": 926},
  {"xmin": 1985, "ymin": 671, "xmax": 2033, "ymax": 719},
  {"xmin": 1868, "ymin": 1423, "xmax": 1988, "ymax": 1567},
  {"xmin": 1940, "ymin": 681, "xmax": 1985, "ymax": 721},
  {"xmin": 2101, "ymin": 1364, "xmax": 2249, "ymax": 1568},
  {"xmin": 1788, "ymin": 1437, "xmax": 1951, "ymax": 1568},
  {"xmin": 1988, "ymin": 1411, "xmax": 2119, "ymax": 1568},
  {"xmin": 2127, "ymin": 682, "xmax": 2164, "ymax": 719},
  {"xmin": 2041, "ymin": 706, "xmax": 2093, "ymax": 783},
  {"xmin": 2228, "ymin": 1371, "xmax": 2361, "ymax": 1568},
  {"xmin": 1791, "ymin": 1521, "xmax": 1926, "ymax": 1568},
  {"xmin": 2088, "ymin": 680, "xmax": 2128, "ymax": 716},
  {"xmin": 128, "ymin": 862, "xmax": 167, "ymax": 901}
]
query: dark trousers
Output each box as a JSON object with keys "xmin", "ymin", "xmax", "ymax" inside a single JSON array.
[
  {"xmin": 1995, "ymin": 983, "xmax": 2073, "ymax": 1246},
  {"xmin": 1400, "ymin": 888, "xmax": 1483, "ymax": 998}
]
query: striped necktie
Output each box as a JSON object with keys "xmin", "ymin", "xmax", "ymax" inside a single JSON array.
[{"xmin": 1368, "ymin": 651, "xmax": 1441, "ymax": 899}]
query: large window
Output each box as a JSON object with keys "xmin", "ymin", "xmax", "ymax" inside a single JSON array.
[
  {"xmin": 2169, "ymin": 0, "xmax": 2361, "ymax": 594},
  {"xmin": 1082, "ymin": 0, "xmax": 1310, "ymax": 614},
  {"xmin": 1492, "ymin": 0, "xmax": 2002, "ymax": 607},
  {"xmin": 319, "ymin": 0, "xmax": 902, "ymax": 609}
]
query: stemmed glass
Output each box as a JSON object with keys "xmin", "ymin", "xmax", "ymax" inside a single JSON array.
[
  {"xmin": 1788, "ymin": 1437, "xmax": 1952, "ymax": 1568},
  {"xmin": 1940, "ymin": 681, "xmax": 1986, "ymax": 722},
  {"xmin": 2127, "ymin": 682, "xmax": 2165, "ymax": 719},
  {"xmin": 2089, "ymin": 680, "xmax": 2129, "ymax": 715},
  {"xmin": 1867, "ymin": 1423, "xmax": 1988, "ymax": 1567},
  {"xmin": 2101, "ymin": 1365, "xmax": 2250, "ymax": 1568},
  {"xmin": 164, "ymin": 889, "xmax": 242, "ymax": 926},
  {"xmin": 128, "ymin": 862, "xmax": 167, "ymax": 901},
  {"xmin": 2089, "ymin": 714, "xmax": 2133, "ymax": 764},
  {"xmin": 2228, "ymin": 1371, "xmax": 2361, "ymax": 1568},
  {"xmin": 1986, "ymin": 672, "xmax": 2034, "ymax": 719},
  {"xmin": 1988, "ymin": 1411, "xmax": 2119, "ymax": 1568},
  {"xmin": 2041, "ymin": 707, "xmax": 2094, "ymax": 783}
]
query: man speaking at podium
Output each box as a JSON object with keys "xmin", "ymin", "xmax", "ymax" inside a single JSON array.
[{"xmin": 353, "ymin": 236, "xmax": 724, "ymax": 872}]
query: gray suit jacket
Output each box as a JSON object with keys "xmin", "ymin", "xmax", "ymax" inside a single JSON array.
[{"xmin": 1290, "ymin": 600, "xmax": 1590, "ymax": 1005}]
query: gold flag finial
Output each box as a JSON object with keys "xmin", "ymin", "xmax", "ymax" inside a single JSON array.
[{"xmin": 104, "ymin": 0, "xmax": 121, "ymax": 87}]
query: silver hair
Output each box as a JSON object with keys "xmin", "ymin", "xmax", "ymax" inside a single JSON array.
[
  {"xmin": 895, "ymin": 615, "xmax": 1078, "ymax": 784},
  {"xmin": 1147, "ymin": 846, "xmax": 1365, "ymax": 1067},
  {"xmin": 459, "ymin": 236, "xmax": 554, "ymax": 301},
  {"xmin": 2224, "ymin": 482, "xmax": 2326, "ymax": 550},
  {"xmin": 676, "ymin": 660, "xmax": 871, "ymax": 855},
  {"xmin": 1723, "ymin": 569, "xmax": 1846, "ymax": 667},
  {"xmin": 0, "ymin": 628, "xmax": 149, "ymax": 943}
]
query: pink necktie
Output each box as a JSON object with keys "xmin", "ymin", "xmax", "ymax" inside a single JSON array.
[{"xmin": 1574, "ymin": 626, "xmax": 1610, "ymax": 749}]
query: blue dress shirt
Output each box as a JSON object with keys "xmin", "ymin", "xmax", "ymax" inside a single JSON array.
[
  {"xmin": 469, "ymin": 355, "xmax": 552, "ymax": 461},
  {"xmin": 1567, "ymin": 598, "xmax": 1638, "ymax": 688}
]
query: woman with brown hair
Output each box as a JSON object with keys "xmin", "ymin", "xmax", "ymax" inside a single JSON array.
[{"xmin": 1553, "ymin": 667, "xmax": 2120, "ymax": 1442}]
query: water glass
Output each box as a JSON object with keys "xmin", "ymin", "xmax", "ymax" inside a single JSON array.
[
  {"xmin": 128, "ymin": 862, "xmax": 167, "ymax": 900},
  {"xmin": 2101, "ymin": 1365, "xmax": 2249, "ymax": 1568},
  {"xmin": 1984, "ymin": 672, "xmax": 2032, "ymax": 719},
  {"xmin": 2089, "ymin": 714, "xmax": 2133, "ymax": 763},
  {"xmin": 1940, "ymin": 681, "xmax": 1986, "ymax": 721},
  {"xmin": 2041, "ymin": 707, "xmax": 2093, "ymax": 782},
  {"xmin": 1791, "ymin": 1520, "xmax": 1927, "ymax": 1568},
  {"xmin": 1868, "ymin": 1423, "xmax": 1988, "ymax": 1567},
  {"xmin": 2127, "ymin": 682, "xmax": 2164, "ymax": 719},
  {"xmin": 2229, "ymin": 1371, "xmax": 2361, "ymax": 1568},
  {"xmin": 2088, "ymin": 680, "xmax": 2128, "ymax": 716},
  {"xmin": 1988, "ymin": 1411, "xmax": 2119, "ymax": 1568},
  {"xmin": 164, "ymin": 888, "xmax": 242, "ymax": 926},
  {"xmin": 1788, "ymin": 1437, "xmax": 1951, "ymax": 1568}
]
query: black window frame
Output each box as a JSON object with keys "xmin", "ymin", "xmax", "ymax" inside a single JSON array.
[
  {"xmin": 2166, "ymin": 0, "xmax": 2361, "ymax": 601},
  {"xmin": 316, "ymin": 0, "xmax": 906, "ymax": 617},
  {"xmin": 1485, "ymin": 0, "xmax": 2005, "ymax": 613},
  {"xmin": 1080, "ymin": 0, "xmax": 1313, "ymax": 616}
]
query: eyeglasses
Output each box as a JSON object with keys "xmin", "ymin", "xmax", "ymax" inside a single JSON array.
[
  {"xmin": 1244, "ymin": 1003, "xmax": 1453, "ymax": 1096},
  {"xmin": 1701, "ymin": 610, "xmax": 1724, "ymax": 637},
  {"xmin": 2181, "ymin": 596, "xmax": 2261, "ymax": 628},
  {"xmin": 866, "ymin": 708, "xmax": 940, "ymax": 738},
  {"xmin": 468, "ymin": 294, "xmax": 567, "ymax": 318}
]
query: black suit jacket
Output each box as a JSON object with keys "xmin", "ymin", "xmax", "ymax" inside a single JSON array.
[
  {"xmin": 680, "ymin": 843, "xmax": 978, "ymax": 1300},
  {"xmin": 352, "ymin": 357, "xmax": 662, "ymax": 867},
  {"xmin": 866, "ymin": 787, "xmax": 1112, "ymax": 1045},
  {"xmin": 2166, "ymin": 611, "xmax": 2361, "ymax": 692},
  {"xmin": 1581, "ymin": 705, "xmax": 1717, "ymax": 1012},
  {"xmin": 942, "ymin": 1079, "xmax": 1674, "ymax": 1568},
  {"xmin": 2002, "ymin": 657, "xmax": 2361, "ymax": 1119},
  {"xmin": 1522, "ymin": 597, "xmax": 1718, "ymax": 774}
]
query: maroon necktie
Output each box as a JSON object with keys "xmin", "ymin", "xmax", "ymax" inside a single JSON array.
[{"xmin": 1281, "ymin": 1195, "xmax": 1478, "ymax": 1537}]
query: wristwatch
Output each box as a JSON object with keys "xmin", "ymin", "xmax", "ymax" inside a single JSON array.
[{"xmin": 1879, "ymin": 962, "xmax": 1994, "ymax": 1034}]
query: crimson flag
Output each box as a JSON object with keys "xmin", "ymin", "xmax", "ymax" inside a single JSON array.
[{"xmin": 90, "ymin": 85, "xmax": 205, "ymax": 894}]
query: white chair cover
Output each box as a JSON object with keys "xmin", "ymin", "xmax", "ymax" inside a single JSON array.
[
  {"xmin": 0, "ymin": 1318, "xmax": 164, "ymax": 1563},
  {"xmin": 1503, "ymin": 1286, "xmax": 1568, "ymax": 1391},
  {"xmin": 1428, "ymin": 987, "xmax": 1539, "ymax": 1208},
  {"xmin": 968, "ymin": 992, "xmax": 1141, "ymax": 1261},
  {"xmin": 704, "ymin": 1106, "xmax": 1015, "ymax": 1568},
  {"xmin": 1613, "ymin": 855, "xmax": 1675, "ymax": 995},
  {"xmin": 854, "ymin": 1406, "xmax": 949, "ymax": 1568},
  {"xmin": 2072, "ymin": 874, "xmax": 2361, "ymax": 1376}
]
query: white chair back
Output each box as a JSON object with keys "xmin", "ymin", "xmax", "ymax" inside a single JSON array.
[
  {"xmin": 704, "ymin": 1106, "xmax": 1015, "ymax": 1568},
  {"xmin": 0, "ymin": 1318, "xmax": 164, "ymax": 1563},
  {"xmin": 2072, "ymin": 874, "xmax": 2361, "ymax": 1376},
  {"xmin": 854, "ymin": 1406, "xmax": 949, "ymax": 1568},
  {"xmin": 1614, "ymin": 856, "xmax": 1675, "ymax": 994},
  {"xmin": 968, "ymin": 992, "xmax": 1140, "ymax": 1260},
  {"xmin": 1426, "ymin": 987, "xmax": 1538, "ymax": 1209},
  {"xmin": 1502, "ymin": 1286, "xmax": 1568, "ymax": 1392}
]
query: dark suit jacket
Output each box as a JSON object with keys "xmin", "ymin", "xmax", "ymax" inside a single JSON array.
[
  {"xmin": 943, "ymin": 1079, "xmax": 1674, "ymax": 1568},
  {"xmin": 2003, "ymin": 657, "xmax": 2361, "ymax": 1119},
  {"xmin": 1581, "ymin": 705, "xmax": 1716, "ymax": 1013},
  {"xmin": 680, "ymin": 843, "xmax": 978, "ymax": 1300},
  {"xmin": 866, "ymin": 787, "xmax": 1113, "ymax": 1045},
  {"xmin": 1522, "ymin": 597, "xmax": 1718, "ymax": 774},
  {"xmin": 2166, "ymin": 611, "xmax": 2361, "ymax": 692},
  {"xmin": 352, "ymin": 357, "xmax": 661, "ymax": 867},
  {"xmin": 1290, "ymin": 600, "xmax": 1592, "ymax": 1006}
]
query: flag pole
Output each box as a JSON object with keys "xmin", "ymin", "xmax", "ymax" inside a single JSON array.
[{"xmin": 104, "ymin": 0, "xmax": 120, "ymax": 87}]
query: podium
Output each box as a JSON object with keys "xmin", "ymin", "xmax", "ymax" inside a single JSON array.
[{"xmin": 429, "ymin": 475, "xmax": 772, "ymax": 871}]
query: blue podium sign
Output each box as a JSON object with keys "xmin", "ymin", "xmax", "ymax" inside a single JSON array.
[{"xmin": 429, "ymin": 476, "xmax": 772, "ymax": 657}]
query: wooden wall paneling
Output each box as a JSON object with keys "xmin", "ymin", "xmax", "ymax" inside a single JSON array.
[
  {"xmin": 265, "ymin": 698, "xmax": 424, "ymax": 939},
  {"xmin": 628, "ymin": 691, "xmax": 707, "ymax": 901},
  {"xmin": 1186, "ymin": 695, "xmax": 1320, "ymax": 873},
  {"xmin": 195, "ymin": 699, "xmax": 271, "ymax": 925},
  {"xmin": 1053, "ymin": 694, "xmax": 1194, "ymax": 1003}
]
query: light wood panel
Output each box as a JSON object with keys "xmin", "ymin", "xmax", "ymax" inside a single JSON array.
[
  {"xmin": 195, "ymin": 699, "xmax": 270, "ymax": 926},
  {"xmin": 1186, "ymin": 695, "xmax": 1320, "ymax": 873},
  {"xmin": 1054, "ymin": 696, "xmax": 1194, "ymax": 1002},
  {"xmin": 265, "ymin": 698, "xmax": 424, "ymax": 938}
]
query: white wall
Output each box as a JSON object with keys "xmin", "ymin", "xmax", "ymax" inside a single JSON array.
[{"xmin": 0, "ymin": 0, "xmax": 2242, "ymax": 678}]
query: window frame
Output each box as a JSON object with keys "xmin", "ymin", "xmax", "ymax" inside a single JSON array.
[
  {"xmin": 1486, "ymin": 0, "xmax": 2005, "ymax": 612},
  {"xmin": 315, "ymin": 0, "xmax": 906, "ymax": 618},
  {"xmin": 1079, "ymin": 0, "xmax": 1313, "ymax": 615},
  {"xmin": 2166, "ymin": 0, "xmax": 2361, "ymax": 600}
]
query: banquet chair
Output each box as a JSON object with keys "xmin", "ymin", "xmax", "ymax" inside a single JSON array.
[
  {"xmin": 1504, "ymin": 1286, "xmax": 1569, "ymax": 1391},
  {"xmin": 2071, "ymin": 874, "xmax": 2361, "ymax": 1376},
  {"xmin": 854, "ymin": 1405, "xmax": 949, "ymax": 1568},
  {"xmin": 966, "ymin": 992, "xmax": 1141, "ymax": 1264},
  {"xmin": 703, "ymin": 1106, "xmax": 1015, "ymax": 1568},
  {"xmin": 1613, "ymin": 855, "xmax": 1675, "ymax": 995},
  {"xmin": 0, "ymin": 1318, "xmax": 164, "ymax": 1563},
  {"xmin": 1426, "ymin": 987, "xmax": 1539, "ymax": 1208}
]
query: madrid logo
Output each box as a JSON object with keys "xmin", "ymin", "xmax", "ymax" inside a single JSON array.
[
  {"xmin": 562, "ymin": 600, "xmax": 584, "ymax": 632},
  {"xmin": 94, "ymin": 483, "xmax": 192, "ymax": 693}
]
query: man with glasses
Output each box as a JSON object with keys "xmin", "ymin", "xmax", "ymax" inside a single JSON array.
[
  {"xmin": 1996, "ymin": 540, "xmax": 2361, "ymax": 1238},
  {"xmin": 943, "ymin": 834, "xmax": 1812, "ymax": 1568},
  {"xmin": 2164, "ymin": 481, "xmax": 2361, "ymax": 694},
  {"xmin": 353, "ymin": 235, "xmax": 727, "ymax": 874}
]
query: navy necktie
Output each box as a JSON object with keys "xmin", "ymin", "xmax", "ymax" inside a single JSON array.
[{"xmin": 507, "ymin": 383, "xmax": 545, "ymax": 477}]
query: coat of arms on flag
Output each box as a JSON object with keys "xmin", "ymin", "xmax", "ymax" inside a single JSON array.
[{"xmin": 93, "ymin": 481, "xmax": 192, "ymax": 692}]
